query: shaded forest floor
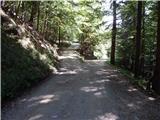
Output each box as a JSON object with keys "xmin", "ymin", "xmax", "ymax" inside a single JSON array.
[{"xmin": 2, "ymin": 48, "xmax": 160, "ymax": 120}]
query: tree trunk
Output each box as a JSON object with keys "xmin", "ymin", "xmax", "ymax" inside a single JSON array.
[
  {"xmin": 45, "ymin": 21, "xmax": 49, "ymax": 39},
  {"xmin": 1, "ymin": 0, "xmax": 5, "ymax": 8},
  {"xmin": 152, "ymin": 1, "xmax": 160, "ymax": 94},
  {"xmin": 134, "ymin": 1, "xmax": 142, "ymax": 78},
  {"xmin": 131, "ymin": 11, "xmax": 136, "ymax": 72},
  {"xmin": 140, "ymin": 1, "xmax": 145, "ymax": 76},
  {"xmin": 21, "ymin": 1, "xmax": 25, "ymax": 22},
  {"xmin": 110, "ymin": 0, "xmax": 117, "ymax": 65},
  {"xmin": 42, "ymin": 10, "xmax": 48, "ymax": 36},
  {"xmin": 58, "ymin": 26, "xmax": 61, "ymax": 45},
  {"xmin": 37, "ymin": 2, "xmax": 40, "ymax": 31},
  {"xmin": 29, "ymin": 1, "xmax": 37, "ymax": 23},
  {"xmin": 16, "ymin": 0, "xmax": 22, "ymax": 18}
]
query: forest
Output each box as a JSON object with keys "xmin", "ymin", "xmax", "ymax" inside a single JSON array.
[{"xmin": 1, "ymin": 0, "xmax": 160, "ymax": 120}]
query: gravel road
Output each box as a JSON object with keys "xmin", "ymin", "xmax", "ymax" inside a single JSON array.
[{"xmin": 2, "ymin": 50, "xmax": 160, "ymax": 120}]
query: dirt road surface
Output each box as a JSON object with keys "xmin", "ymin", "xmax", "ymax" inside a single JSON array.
[{"xmin": 2, "ymin": 50, "xmax": 160, "ymax": 120}]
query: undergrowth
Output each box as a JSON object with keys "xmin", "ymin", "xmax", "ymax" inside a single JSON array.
[
  {"xmin": 106, "ymin": 60, "xmax": 147, "ymax": 90},
  {"xmin": 1, "ymin": 30, "xmax": 55, "ymax": 102}
]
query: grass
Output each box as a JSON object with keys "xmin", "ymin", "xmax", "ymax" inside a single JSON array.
[
  {"xmin": 1, "ymin": 30, "xmax": 56, "ymax": 102},
  {"xmin": 106, "ymin": 60, "xmax": 147, "ymax": 90}
]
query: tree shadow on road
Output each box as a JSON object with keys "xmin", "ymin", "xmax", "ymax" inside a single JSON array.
[{"xmin": 2, "ymin": 55, "xmax": 160, "ymax": 120}]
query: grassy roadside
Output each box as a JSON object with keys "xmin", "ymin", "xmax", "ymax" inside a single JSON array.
[
  {"xmin": 105, "ymin": 60, "xmax": 147, "ymax": 91},
  {"xmin": 1, "ymin": 22, "xmax": 59, "ymax": 102}
]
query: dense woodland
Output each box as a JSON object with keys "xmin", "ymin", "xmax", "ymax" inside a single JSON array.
[{"xmin": 1, "ymin": 0, "xmax": 160, "ymax": 102}]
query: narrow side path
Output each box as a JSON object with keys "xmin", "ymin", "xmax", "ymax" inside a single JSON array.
[{"xmin": 2, "ymin": 49, "xmax": 160, "ymax": 120}]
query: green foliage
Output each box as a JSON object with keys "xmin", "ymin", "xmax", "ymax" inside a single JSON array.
[
  {"xmin": 1, "ymin": 31, "xmax": 51, "ymax": 101},
  {"xmin": 3, "ymin": 1, "xmax": 108, "ymax": 57},
  {"xmin": 106, "ymin": 60, "xmax": 147, "ymax": 90},
  {"xmin": 116, "ymin": 1, "xmax": 157, "ymax": 73}
]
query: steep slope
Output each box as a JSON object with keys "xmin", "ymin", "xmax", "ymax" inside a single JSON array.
[{"xmin": 1, "ymin": 9, "xmax": 59, "ymax": 102}]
